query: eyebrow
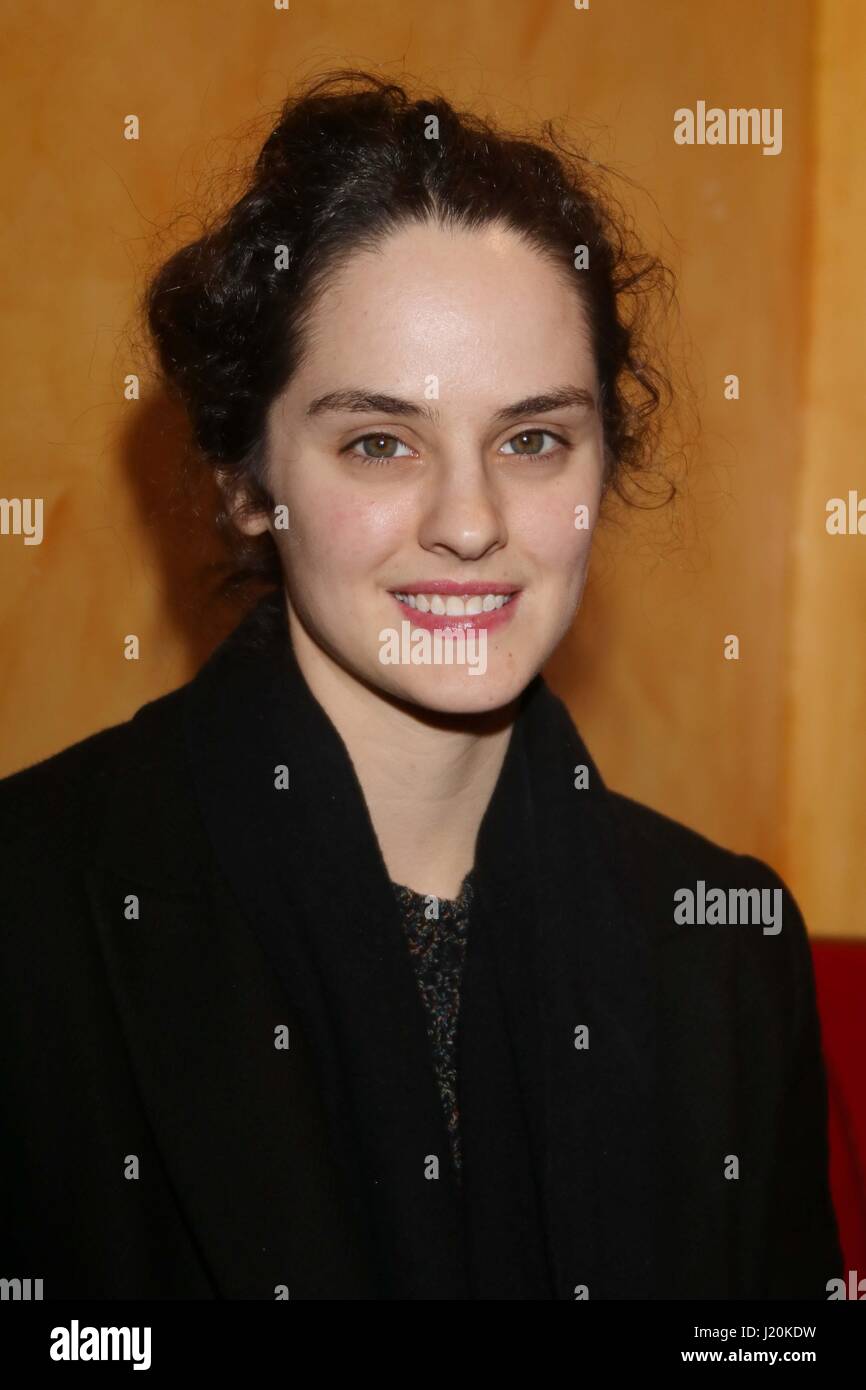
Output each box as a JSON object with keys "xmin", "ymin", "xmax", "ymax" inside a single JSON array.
[{"xmin": 304, "ymin": 385, "xmax": 597, "ymax": 426}]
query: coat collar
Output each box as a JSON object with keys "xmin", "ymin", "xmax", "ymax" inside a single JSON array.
[{"xmin": 85, "ymin": 590, "xmax": 655, "ymax": 1298}]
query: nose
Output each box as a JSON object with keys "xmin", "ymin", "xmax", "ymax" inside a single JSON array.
[{"xmin": 415, "ymin": 457, "xmax": 507, "ymax": 562}]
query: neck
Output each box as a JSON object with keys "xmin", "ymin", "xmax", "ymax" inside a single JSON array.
[{"xmin": 287, "ymin": 603, "xmax": 518, "ymax": 900}]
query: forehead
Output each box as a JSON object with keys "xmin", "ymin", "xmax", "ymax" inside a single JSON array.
[{"xmin": 288, "ymin": 219, "xmax": 597, "ymax": 409}]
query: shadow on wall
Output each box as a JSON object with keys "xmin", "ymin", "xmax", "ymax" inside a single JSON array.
[{"xmin": 118, "ymin": 388, "xmax": 264, "ymax": 670}]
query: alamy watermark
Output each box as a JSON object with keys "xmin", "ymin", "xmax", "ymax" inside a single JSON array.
[
  {"xmin": 379, "ymin": 621, "xmax": 487, "ymax": 676},
  {"xmin": 674, "ymin": 102, "xmax": 782, "ymax": 157},
  {"xmin": 49, "ymin": 1320, "xmax": 151, "ymax": 1370},
  {"xmin": 0, "ymin": 497, "xmax": 43, "ymax": 544},
  {"xmin": 674, "ymin": 880, "xmax": 783, "ymax": 935},
  {"xmin": 0, "ymin": 1275, "xmax": 43, "ymax": 1299}
]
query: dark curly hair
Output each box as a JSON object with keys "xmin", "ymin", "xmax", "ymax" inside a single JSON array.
[{"xmin": 143, "ymin": 68, "xmax": 678, "ymax": 604}]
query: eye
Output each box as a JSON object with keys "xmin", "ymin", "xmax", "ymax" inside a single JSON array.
[
  {"xmin": 499, "ymin": 428, "xmax": 567, "ymax": 458},
  {"xmin": 343, "ymin": 432, "xmax": 416, "ymax": 464}
]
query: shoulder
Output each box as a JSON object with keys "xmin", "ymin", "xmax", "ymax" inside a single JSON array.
[
  {"xmin": 606, "ymin": 787, "xmax": 794, "ymax": 902},
  {"xmin": 605, "ymin": 787, "xmax": 816, "ymax": 1033},
  {"xmin": 0, "ymin": 684, "xmax": 190, "ymax": 873},
  {"xmin": 606, "ymin": 789, "xmax": 817, "ymax": 1006}
]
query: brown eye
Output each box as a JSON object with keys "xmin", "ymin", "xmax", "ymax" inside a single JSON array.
[
  {"xmin": 361, "ymin": 434, "xmax": 399, "ymax": 458},
  {"xmin": 500, "ymin": 429, "xmax": 565, "ymax": 457},
  {"xmin": 513, "ymin": 431, "xmax": 544, "ymax": 454},
  {"xmin": 344, "ymin": 433, "xmax": 414, "ymax": 463}
]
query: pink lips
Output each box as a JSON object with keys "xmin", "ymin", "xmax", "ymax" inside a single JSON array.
[{"xmin": 389, "ymin": 583, "xmax": 521, "ymax": 634}]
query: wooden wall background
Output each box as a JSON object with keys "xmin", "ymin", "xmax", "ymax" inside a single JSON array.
[{"xmin": 1, "ymin": 0, "xmax": 863, "ymax": 937}]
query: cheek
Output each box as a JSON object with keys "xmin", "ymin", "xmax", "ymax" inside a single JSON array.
[
  {"xmin": 284, "ymin": 483, "xmax": 404, "ymax": 581},
  {"xmin": 510, "ymin": 488, "xmax": 599, "ymax": 577},
  {"xmin": 546, "ymin": 529, "xmax": 596, "ymax": 605}
]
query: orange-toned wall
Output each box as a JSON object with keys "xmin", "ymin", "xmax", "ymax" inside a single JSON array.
[{"xmin": 1, "ymin": 0, "xmax": 863, "ymax": 937}]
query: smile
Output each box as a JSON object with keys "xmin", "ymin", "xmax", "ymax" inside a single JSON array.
[
  {"xmin": 388, "ymin": 588, "xmax": 521, "ymax": 633},
  {"xmin": 392, "ymin": 591, "xmax": 514, "ymax": 615}
]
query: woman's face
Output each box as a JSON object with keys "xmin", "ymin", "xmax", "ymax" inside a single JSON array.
[{"xmin": 245, "ymin": 218, "xmax": 606, "ymax": 715}]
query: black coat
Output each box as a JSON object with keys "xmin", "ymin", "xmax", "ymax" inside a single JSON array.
[{"xmin": 0, "ymin": 592, "xmax": 843, "ymax": 1299}]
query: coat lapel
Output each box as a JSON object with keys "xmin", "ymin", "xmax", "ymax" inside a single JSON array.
[
  {"xmin": 84, "ymin": 681, "xmax": 376, "ymax": 1298},
  {"xmin": 517, "ymin": 678, "xmax": 656, "ymax": 1299},
  {"xmin": 457, "ymin": 691, "xmax": 558, "ymax": 1297},
  {"xmin": 85, "ymin": 861, "xmax": 374, "ymax": 1298}
]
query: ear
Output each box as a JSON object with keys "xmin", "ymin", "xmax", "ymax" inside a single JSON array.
[{"xmin": 215, "ymin": 467, "xmax": 271, "ymax": 538}]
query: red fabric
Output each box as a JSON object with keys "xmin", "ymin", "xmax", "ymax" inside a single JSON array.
[{"xmin": 810, "ymin": 939, "xmax": 866, "ymax": 1275}]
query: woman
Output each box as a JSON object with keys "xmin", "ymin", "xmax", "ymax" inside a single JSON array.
[{"xmin": 0, "ymin": 70, "xmax": 842, "ymax": 1300}]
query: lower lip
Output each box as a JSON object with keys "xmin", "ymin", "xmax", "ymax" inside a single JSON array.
[{"xmin": 389, "ymin": 592, "xmax": 521, "ymax": 633}]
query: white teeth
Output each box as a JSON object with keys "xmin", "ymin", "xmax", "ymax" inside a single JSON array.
[{"xmin": 392, "ymin": 591, "xmax": 515, "ymax": 616}]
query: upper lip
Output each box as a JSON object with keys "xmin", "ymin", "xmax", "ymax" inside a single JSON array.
[{"xmin": 390, "ymin": 580, "xmax": 521, "ymax": 595}]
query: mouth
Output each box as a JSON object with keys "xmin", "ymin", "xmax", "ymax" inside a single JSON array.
[{"xmin": 388, "ymin": 586, "xmax": 521, "ymax": 633}]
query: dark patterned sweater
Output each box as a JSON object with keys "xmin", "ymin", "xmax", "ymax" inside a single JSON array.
[{"xmin": 390, "ymin": 870, "xmax": 474, "ymax": 1180}]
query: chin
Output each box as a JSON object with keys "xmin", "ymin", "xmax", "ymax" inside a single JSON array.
[{"xmin": 381, "ymin": 665, "xmax": 531, "ymax": 718}]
